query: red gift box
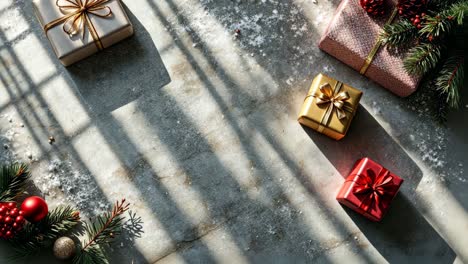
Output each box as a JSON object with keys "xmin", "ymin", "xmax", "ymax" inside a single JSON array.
[
  {"xmin": 336, "ymin": 158, "xmax": 403, "ymax": 221},
  {"xmin": 319, "ymin": 0, "xmax": 421, "ymax": 97}
]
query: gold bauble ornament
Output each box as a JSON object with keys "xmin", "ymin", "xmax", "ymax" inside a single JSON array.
[{"xmin": 53, "ymin": 236, "xmax": 76, "ymax": 260}]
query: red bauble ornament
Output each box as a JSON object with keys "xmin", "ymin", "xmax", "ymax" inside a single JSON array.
[
  {"xmin": 0, "ymin": 202, "xmax": 26, "ymax": 239},
  {"xmin": 20, "ymin": 196, "xmax": 49, "ymax": 223},
  {"xmin": 359, "ymin": 0, "xmax": 385, "ymax": 17}
]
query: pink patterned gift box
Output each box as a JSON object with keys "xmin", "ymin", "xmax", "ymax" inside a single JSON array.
[{"xmin": 319, "ymin": 0, "xmax": 421, "ymax": 97}]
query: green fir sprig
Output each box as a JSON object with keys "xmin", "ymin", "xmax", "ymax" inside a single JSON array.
[
  {"xmin": 404, "ymin": 43, "xmax": 443, "ymax": 75},
  {"xmin": 0, "ymin": 163, "xmax": 30, "ymax": 201},
  {"xmin": 436, "ymin": 55, "xmax": 465, "ymax": 107},
  {"xmin": 380, "ymin": 20, "xmax": 418, "ymax": 46},
  {"xmin": 380, "ymin": 0, "xmax": 467, "ymax": 110},
  {"xmin": 73, "ymin": 199, "xmax": 130, "ymax": 264}
]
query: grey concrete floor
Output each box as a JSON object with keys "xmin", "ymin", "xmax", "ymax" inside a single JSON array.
[{"xmin": 0, "ymin": 0, "xmax": 467, "ymax": 263}]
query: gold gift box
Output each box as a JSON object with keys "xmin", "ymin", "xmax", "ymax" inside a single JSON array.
[
  {"xmin": 33, "ymin": 0, "xmax": 134, "ymax": 66},
  {"xmin": 298, "ymin": 73, "xmax": 362, "ymax": 140}
]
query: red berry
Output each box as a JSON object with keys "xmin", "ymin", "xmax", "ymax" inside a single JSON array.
[
  {"xmin": 0, "ymin": 207, "xmax": 5, "ymax": 214},
  {"xmin": 7, "ymin": 202, "xmax": 15, "ymax": 209},
  {"xmin": 16, "ymin": 215, "xmax": 24, "ymax": 222},
  {"xmin": 4, "ymin": 217, "xmax": 12, "ymax": 224},
  {"xmin": 9, "ymin": 209, "xmax": 18, "ymax": 217}
]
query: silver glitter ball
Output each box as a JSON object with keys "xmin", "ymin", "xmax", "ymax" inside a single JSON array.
[{"xmin": 53, "ymin": 236, "xmax": 76, "ymax": 260}]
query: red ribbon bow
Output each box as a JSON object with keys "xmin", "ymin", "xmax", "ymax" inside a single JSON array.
[{"xmin": 350, "ymin": 168, "xmax": 399, "ymax": 214}]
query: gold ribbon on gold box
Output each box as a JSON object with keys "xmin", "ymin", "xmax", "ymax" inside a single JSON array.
[{"xmin": 298, "ymin": 73, "xmax": 363, "ymax": 140}]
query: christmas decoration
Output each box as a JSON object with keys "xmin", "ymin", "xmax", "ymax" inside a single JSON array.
[
  {"xmin": 10, "ymin": 205, "xmax": 81, "ymax": 259},
  {"xmin": 74, "ymin": 199, "xmax": 130, "ymax": 264},
  {"xmin": 0, "ymin": 163, "xmax": 30, "ymax": 201},
  {"xmin": 360, "ymin": 0, "xmax": 385, "ymax": 16},
  {"xmin": 336, "ymin": 158, "xmax": 403, "ymax": 221},
  {"xmin": 298, "ymin": 73, "xmax": 362, "ymax": 140},
  {"xmin": 20, "ymin": 196, "xmax": 49, "ymax": 223},
  {"xmin": 53, "ymin": 236, "xmax": 76, "ymax": 260},
  {"xmin": 0, "ymin": 202, "xmax": 25, "ymax": 239},
  {"xmin": 380, "ymin": 0, "xmax": 467, "ymax": 110},
  {"xmin": 397, "ymin": 0, "xmax": 427, "ymax": 20},
  {"xmin": 0, "ymin": 163, "xmax": 141, "ymax": 263},
  {"xmin": 319, "ymin": 0, "xmax": 421, "ymax": 97},
  {"xmin": 33, "ymin": 0, "xmax": 134, "ymax": 66}
]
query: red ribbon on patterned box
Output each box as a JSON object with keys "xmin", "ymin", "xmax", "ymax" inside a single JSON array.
[{"xmin": 346, "ymin": 167, "xmax": 399, "ymax": 214}]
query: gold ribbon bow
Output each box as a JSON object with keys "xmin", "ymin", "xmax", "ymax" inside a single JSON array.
[
  {"xmin": 44, "ymin": 0, "xmax": 113, "ymax": 50},
  {"xmin": 310, "ymin": 81, "xmax": 354, "ymax": 133},
  {"xmin": 315, "ymin": 82, "xmax": 350, "ymax": 120}
]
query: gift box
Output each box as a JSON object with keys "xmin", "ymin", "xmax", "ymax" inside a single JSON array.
[
  {"xmin": 319, "ymin": 0, "xmax": 421, "ymax": 97},
  {"xmin": 33, "ymin": 0, "xmax": 134, "ymax": 66},
  {"xmin": 298, "ymin": 73, "xmax": 362, "ymax": 140},
  {"xmin": 336, "ymin": 157, "xmax": 403, "ymax": 221}
]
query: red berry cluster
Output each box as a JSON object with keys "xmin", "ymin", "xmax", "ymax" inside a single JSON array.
[
  {"xmin": 410, "ymin": 13, "xmax": 426, "ymax": 29},
  {"xmin": 359, "ymin": 0, "xmax": 385, "ymax": 17},
  {"xmin": 0, "ymin": 202, "xmax": 25, "ymax": 239}
]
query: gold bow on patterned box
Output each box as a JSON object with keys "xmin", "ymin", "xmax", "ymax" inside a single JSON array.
[{"xmin": 298, "ymin": 73, "xmax": 363, "ymax": 140}]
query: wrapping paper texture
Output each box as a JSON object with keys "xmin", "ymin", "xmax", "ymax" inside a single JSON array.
[
  {"xmin": 298, "ymin": 73, "xmax": 362, "ymax": 140},
  {"xmin": 33, "ymin": 0, "xmax": 133, "ymax": 66},
  {"xmin": 319, "ymin": 0, "xmax": 420, "ymax": 97},
  {"xmin": 336, "ymin": 158, "xmax": 404, "ymax": 221}
]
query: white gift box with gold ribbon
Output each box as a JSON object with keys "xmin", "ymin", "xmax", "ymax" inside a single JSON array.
[{"xmin": 33, "ymin": 0, "xmax": 133, "ymax": 66}]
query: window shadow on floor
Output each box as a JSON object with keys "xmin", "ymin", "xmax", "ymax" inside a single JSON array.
[{"xmin": 67, "ymin": 6, "xmax": 171, "ymax": 115}]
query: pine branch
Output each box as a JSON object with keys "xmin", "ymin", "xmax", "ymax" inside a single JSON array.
[
  {"xmin": 435, "ymin": 55, "xmax": 465, "ymax": 107},
  {"xmin": 445, "ymin": 0, "xmax": 468, "ymax": 25},
  {"xmin": 380, "ymin": 20, "xmax": 418, "ymax": 46},
  {"xmin": 0, "ymin": 163, "xmax": 30, "ymax": 201},
  {"xmin": 73, "ymin": 199, "xmax": 130, "ymax": 264},
  {"xmin": 9, "ymin": 205, "xmax": 81, "ymax": 259},
  {"xmin": 420, "ymin": 14, "xmax": 453, "ymax": 38},
  {"xmin": 420, "ymin": 1, "xmax": 468, "ymax": 37},
  {"xmin": 404, "ymin": 43, "xmax": 443, "ymax": 75}
]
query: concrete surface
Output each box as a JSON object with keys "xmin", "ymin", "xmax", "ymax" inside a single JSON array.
[{"xmin": 0, "ymin": 0, "xmax": 467, "ymax": 263}]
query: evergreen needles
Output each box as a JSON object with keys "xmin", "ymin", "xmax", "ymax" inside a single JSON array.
[
  {"xmin": 73, "ymin": 199, "xmax": 130, "ymax": 264},
  {"xmin": 380, "ymin": 0, "xmax": 467, "ymax": 109},
  {"xmin": 436, "ymin": 55, "xmax": 465, "ymax": 107},
  {"xmin": 404, "ymin": 43, "xmax": 442, "ymax": 75},
  {"xmin": 380, "ymin": 20, "xmax": 417, "ymax": 46},
  {"xmin": 0, "ymin": 163, "xmax": 30, "ymax": 201}
]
